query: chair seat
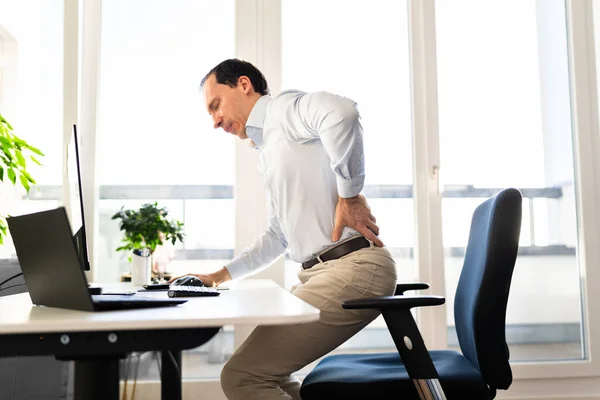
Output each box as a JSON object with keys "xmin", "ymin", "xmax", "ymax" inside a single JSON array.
[{"xmin": 300, "ymin": 350, "xmax": 491, "ymax": 400}]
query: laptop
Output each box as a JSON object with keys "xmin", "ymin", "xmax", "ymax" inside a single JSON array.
[{"xmin": 6, "ymin": 207, "xmax": 187, "ymax": 311}]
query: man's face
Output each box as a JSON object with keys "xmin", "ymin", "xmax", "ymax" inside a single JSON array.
[{"xmin": 203, "ymin": 74, "xmax": 254, "ymax": 140}]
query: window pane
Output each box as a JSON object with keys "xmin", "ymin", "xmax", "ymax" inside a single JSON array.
[
  {"xmin": 0, "ymin": 0, "xmax": 63, "ymax": 258},
  {"xmin": 282, "ymin": 0, "xmax": 413, "ymax": 371},
  {"xmin": 436, "ymin": 0, "xmax": 583, "ymax": 361},
  {"xmin": 97, "ymin": 0, "xmax": 235, "ymax": 380}
]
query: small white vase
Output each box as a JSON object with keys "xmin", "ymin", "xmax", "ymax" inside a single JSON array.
[{"xmin": 131, "ymin": 252, "xmax": 151, "ymax": 286}]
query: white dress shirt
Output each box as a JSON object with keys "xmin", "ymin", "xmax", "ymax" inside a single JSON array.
[{"xmin": 225, "ymin": 90, "xmax": 365, "ymax": 280}]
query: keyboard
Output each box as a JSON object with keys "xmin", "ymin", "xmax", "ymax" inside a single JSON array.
[{"xmin": 167, "ymin": 285, "xmax": 220, "ymax": 298}]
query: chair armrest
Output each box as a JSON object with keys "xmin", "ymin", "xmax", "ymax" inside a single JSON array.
[
  {"xmin": 395, "ymin": 282, "xmax": 429, "ymax": 295},
  {"xmin": 342, "ymin": 295, "xmax": 445, "ymax": 310},
  {"xmin": 344, "ymin": 295, "xmax": 445, "ymax": 381},
  {"xmin": 342, "ymin": 295, "xmax": 445, "ymax": 380}
]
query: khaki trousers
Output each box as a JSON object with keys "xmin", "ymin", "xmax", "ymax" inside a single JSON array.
[{"xmin": 220, "ymin": 244, "xmax": 397, "ymax": 400}]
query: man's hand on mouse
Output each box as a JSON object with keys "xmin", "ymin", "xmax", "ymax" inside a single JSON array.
[
  {"xmin": 332, "ymin": 194, "xmax": 384, "ymax": 247},
  {"xmin": 168, "ymin": 267, "xmax": 232, "ymax": 287}
]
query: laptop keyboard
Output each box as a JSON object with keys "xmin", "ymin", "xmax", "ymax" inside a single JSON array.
[{"xmin": 168, "ymin": 285, "xmax": 220, "ymax": 297}]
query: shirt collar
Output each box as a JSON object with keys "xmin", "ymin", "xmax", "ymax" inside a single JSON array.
[{"xmin": 245, "ymin": 95, "xmax": 272, "ymax": 148}]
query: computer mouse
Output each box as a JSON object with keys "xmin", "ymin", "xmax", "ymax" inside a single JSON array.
[{"xmin": 170, "ymin": 275, "xmax": 204, "ymax": 287}]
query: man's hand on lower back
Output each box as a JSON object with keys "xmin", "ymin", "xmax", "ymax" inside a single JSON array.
[{"xmin": 332, "ymin": 194, "xmax": 384, "ymax": 247}]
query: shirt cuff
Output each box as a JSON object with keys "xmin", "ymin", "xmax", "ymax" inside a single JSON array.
[
  {"xmin": 337, "ymin": 175, "xmax": 364, "ymax": 198},
  {"xmin": 224, "ymin": 257, "xmax": 249, "ymax": 280}
]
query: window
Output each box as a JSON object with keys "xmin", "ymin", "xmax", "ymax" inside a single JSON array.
[
  {"xmin": 435, "ymin": 0, "xmax": 583, "ymax": 361},
  {"xmin": 0, "ymin": 0, "xmax": 64, "ymax": 258},
  {"xmin": 96, "ymin": 0, "xmax": 235, "ymax": 380}
]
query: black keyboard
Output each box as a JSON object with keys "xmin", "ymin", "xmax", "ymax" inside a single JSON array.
[{"xmin": 167, "ymin": 285, "xmax": 220, "ymax": 297}]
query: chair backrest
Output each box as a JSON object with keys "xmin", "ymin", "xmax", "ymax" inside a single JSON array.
[{"xmin": 453, "ymin": 188, "xmax": 522, "ymax": 391}]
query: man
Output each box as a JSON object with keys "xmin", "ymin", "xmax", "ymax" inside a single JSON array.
[{"xmin": 183, "ymin": 59, "xmax": 397, "ymax": 400}]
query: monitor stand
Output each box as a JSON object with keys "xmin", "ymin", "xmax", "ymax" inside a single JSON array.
[
  {"xmin": 73, "ymin": 228, "xmax": 100, "ymax": 295},
  {"xmin": 88, "ymin": 286, "xmax": 102, "ymax": 295}
]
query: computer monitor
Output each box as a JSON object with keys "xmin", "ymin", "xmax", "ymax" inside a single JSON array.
[{"xmin": 66, "ymin": 124, "xmax": 91, "ymax": 271}]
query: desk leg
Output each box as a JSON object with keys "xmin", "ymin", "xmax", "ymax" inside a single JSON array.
[
  {"xmin": 162, "ymin": 350, "xmax": 182, "ymax": 400},
  {"xmin": 74, "ymin": 358, "xmax": 119, "ymax": 400}
]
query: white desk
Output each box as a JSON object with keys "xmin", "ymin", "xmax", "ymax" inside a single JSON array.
[
  {"xmin": 0, "ymin": 279, "xmax": 319, "ymax": 400},
  {"xmin": 0, "ymin": 279, "xmax": 319, "ymax": 332}
]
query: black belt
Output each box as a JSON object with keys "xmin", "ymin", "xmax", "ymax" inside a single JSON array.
[{"xmin": 302, "ymin": 236, "xmax": 370, "ymax": 270}]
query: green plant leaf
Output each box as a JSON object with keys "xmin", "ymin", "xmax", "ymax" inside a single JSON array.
[
  {"xmin": 0, "ymin": 154, "xmax": 11, "ymax": 166},
  {"xmin": 0, "ymin": 114, "xmax": 44, "ymax": 245},
  {"xmin": 25, "ymin": 144, "xmax": 44, "ymax": 156},
  {"xmin": 19, "ymin": 174, "xmax": 30, "ymax": 191},
  {"xmin": 0, "ymin": 217, "xmax": 7, "ymax": 241},
  {"xmin": 7, "ymin": 168, "xmax": 16, "ymax": 185},
  {"xmin": 21, "ymin": 170, "xmax": 36, "ymax": 184},
  {"xmin": 15, "ymin": 151, "xmax": 26, "ymax": 168},
  {"xmin": 1, "ymin": 143, "xmax": 13, "ymax": 161}
]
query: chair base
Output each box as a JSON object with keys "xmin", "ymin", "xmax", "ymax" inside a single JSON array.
[{"xmin": 414, "ymin": 378, "xmax": 447, "ymax": 400}]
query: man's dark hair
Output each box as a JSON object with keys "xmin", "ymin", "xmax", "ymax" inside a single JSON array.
[{"xmin": 200, "ymin": 59, "xmax": 269, "ymax": 96}]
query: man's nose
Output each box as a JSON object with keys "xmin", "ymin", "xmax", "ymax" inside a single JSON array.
[{"xmin": 213, "ymin": 115, "xmax": 223, "ymax": 129}]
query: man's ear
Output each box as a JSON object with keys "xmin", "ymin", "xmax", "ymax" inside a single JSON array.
[{"xmin": 238, "ymin": 76, "xmax": 253, "ymax": 94}]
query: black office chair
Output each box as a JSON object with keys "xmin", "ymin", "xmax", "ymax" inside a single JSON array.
[{"xmin": 300, "ymin": 188, "xmax": 522, "ymax": 400}]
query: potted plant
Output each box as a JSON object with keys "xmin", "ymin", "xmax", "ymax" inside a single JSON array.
[
  {"xmin": 111, "ymin": 202, "xmax": 184, "ymax": 278},
  {"xmin": 0, "ymin": 114, "xmax": 44, "ymax": 245}
]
